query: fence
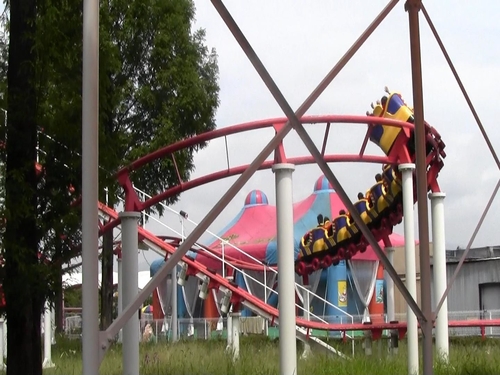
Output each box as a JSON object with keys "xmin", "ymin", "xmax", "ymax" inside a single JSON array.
[{"xmin": 63, "ymin": 309, "xmax": 500, "ymax": 341}]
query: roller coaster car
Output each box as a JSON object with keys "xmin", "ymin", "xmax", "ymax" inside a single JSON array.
[
  {"xmin": 299, "ymin": 226, "xmax": 336, "ymax": 259},
  {"xmin": 368, "ymin": 91, "xmax": 439, "ymax": 160},
  {"xmin": 354, "ymin": 198, "xmax": 373, "ymax": 225},
  {"xmin": 298, "ymin": 215, "xmax": 361, "ymax": 261},
  {"xmin": 368, "ymin": 92, "xmax": 413, "ymax": 155}
]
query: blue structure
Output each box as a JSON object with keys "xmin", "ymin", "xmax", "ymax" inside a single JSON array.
[
  {"xmin": 150, "ymin": 259, "xmax": 186, "ymax": 319},
  {"xmin": 149, "ymin": 175, "xmax": 385, "ymax": 323}
]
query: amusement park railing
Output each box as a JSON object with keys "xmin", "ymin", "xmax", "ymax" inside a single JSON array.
[
  {"xmin": 60, "ymin": 310, "xmax": 500, "ymax": 359},
  {"xmin": 124, "ymin": 187, "xmax": 355, "ymax": 328}
]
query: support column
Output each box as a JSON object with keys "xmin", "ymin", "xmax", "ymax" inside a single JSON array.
[
  {"xmin": 386, "ymin": 246, "xmax": 397, "ymax": 356},
  {"xmin": 230, "ymin": 312, "xmax": 240, "ymax": 362},
  {"xmin": 42, "ymin": 302, "xmax": 55, "ymax": 368},
  {"xmin": 171, "ymin": 267, "xmax": 178, "ymax": 342},
  {"xmin": 119, "ymin": 211, "xmax": 141, "ymax": 375},
  {"xmin": 117, "ymin": 255, "xmax": 123, "ymax": 343},
  {"xmin": 226, "ymin": 310, "xmax": 233, "ymax": 350},
  {"xmin": 385, "ymin": 247, "xmax": 396, "ymax": 323},
  {"xmin": 406, "ymin": 1, "xmax": 434, "ymax": 374},
  {"xmin": 272, "ymin": 163, "xmax": 297, "ymax": 375},
  {"xmin": 326, "ymin": 260, "xmax": 347, "ymax": 328},
  {"xmin": 399, "ymin": 163, "xmax": 419, "ymax": 375},
  {"xmin": 81, "ymin": 0, "xmax": 99, "ymax": 372},
  {"xmin": 301, "ymin": 286, "xmax": 311, "ymax": 359},
  {"xmin": 430, "ymin": 192, "xmax": 449, "ymax": 361}
]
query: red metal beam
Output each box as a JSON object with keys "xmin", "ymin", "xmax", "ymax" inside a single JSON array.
[{"xmin": 117, "ymin": 115, "xmax": 416, "ymax": 177}]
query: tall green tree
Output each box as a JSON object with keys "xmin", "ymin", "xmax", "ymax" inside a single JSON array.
[{"xmin": 95, "ymin": 0, "xmax": 219, "ymax": 327}]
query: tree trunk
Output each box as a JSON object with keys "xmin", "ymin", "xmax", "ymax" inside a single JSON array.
[
  {"xmin": 100, "ymin": 199, "xmax": 115, "ymax": 330},
  {"xmin": 3, "ymin": 0, "xmax": 43, "ymax": 374}
]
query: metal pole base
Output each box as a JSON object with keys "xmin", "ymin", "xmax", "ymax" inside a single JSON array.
[
  {"xmin": 42, "ymin": 359, "xmax": 55, "ymax": 369},
  {"xmin": 230, "ymin": 312, "xmax": 240, "ymax": 362}
]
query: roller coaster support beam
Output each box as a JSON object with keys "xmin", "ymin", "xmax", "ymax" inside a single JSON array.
[
  {"xmin": 171, "ymin": 258, "xmax": 178, "ymax": 342},
  {"xmin": 399, "ymin": 163, "xmax": 419, "ymax": 375},
  {"xmin": 385, "ymin": 246, "xmax": 396, "ymax": 355},
  {"xmin": 42, "ymin": 301, "xmax": 55, "ymax": 369},
  {"xmin": 430, "ymin": 192, "xmax": 449, "ymax": 361},
  {"xmin": 301, "ymin": 286, "xmax": 312, "ymax": 359},
  {"xmin": 210, "ymin": 0, "xmax": 425, "ymax": 323},
  {"xmin": 81, "ymin": 0, "xmax": 100, "ymax": 372},
  {"xmin": 117, "ymin": 255, "xmax": 123, "ymax": 343},
  {"xmin": 230, "ymin": 312, "xmax": 240, "ymax": 362},
  {"xmin": 385, "ymin": 247, "xmax": 395, "ymax": 323},
  {"xmin": 120, "ymin": 211, "xmax": 141, "ymax": 375},
  {"xmin": 226, "ymin": 308, "xmax": 233, "ymax": 350},
  {"xmin": 406, "ymin": 1, "xmax": 434, "ymax": 374},
  {"xmin": 99, "ymin": 0, "xmax": 410, "ymax": 362},
  {"xmin": 273, "ymin": 163, "xmax": 297, "ymax": 375}
]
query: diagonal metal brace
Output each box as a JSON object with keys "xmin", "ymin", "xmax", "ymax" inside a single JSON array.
[{"xmin": 211, "ymin": 0, "xmax": 425, "ymax": 322}]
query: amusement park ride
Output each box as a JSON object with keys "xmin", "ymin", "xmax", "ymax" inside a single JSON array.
[
  {"xmin": 94, "ymin": 88, "xmax": 500, "ymax": 373},
  {"xmin": 75, "ymin": 1, "xmax": 500, "ymax": 375},
  {"xmin": 294, "ymin": 90, "xmax": 445, "ymax": 277}
]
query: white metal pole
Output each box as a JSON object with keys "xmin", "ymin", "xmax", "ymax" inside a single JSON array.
[
  {"xmin": 264, "ymin": 265, "xmax": 268, "ymax": 336},
  {"xmin": 301, "ymin": 286, "xmax": 311, "ymax": 359},
  {"xmin": 119, "ymin": 211, "xmax": 141, "ymax": 375},
  {"xmin": 42, "ymin": 301, "xmax": 55, "ymax": 368},
  {"xmin": 429, "ymin": 192, "xmax": 449, "ymax": 361},
  {"xmin": 82, "ymin": 0, "xmax": 99, "ymax": 372},
  {"xmin": 399, "ymin": 163, "xmax": 418, "ymax": 375},
  {"xmin": 117, "ymin": 256, "xmax": 123, "ymax": 343},
  {"xmin": 272, "ymin": 163, "xmax": 297, "ymax": 375},
  {"xmin": 142, "ymin": 192, "xmax": 146, "ymax": 229},
  {"xmin": 230, "ymin": 312, "xmax": 240, "ymax": 361},
  {"xmin": 51, "ymin": 307, "xmax": 56, "ymax": 345},
  {"xmin": 226, "ymin": 307, "xmax": 233, "ymax": 351},
  {"xmin": 386, "ymin": 247, "xmax": 396, "ymax": 322},
  {"xmin": 171, "ymin": 266, "xmax": 178, "ymax": 342},
  {"xmin": 172, "ymin": 217, "xmax": 185, "ymax": 343},
  {"xmin": 222, "ymin": 242, "xmax": 225, "ymax": 278}
]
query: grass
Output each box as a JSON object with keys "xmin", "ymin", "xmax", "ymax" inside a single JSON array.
[{"xmin": 3, "ymin": 335, "xmax": 500, "ymax": 374}]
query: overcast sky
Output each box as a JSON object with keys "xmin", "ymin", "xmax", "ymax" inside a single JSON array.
[{"xmin": 125, "ymin": 1, "xmax": 500, "ymax": 270}]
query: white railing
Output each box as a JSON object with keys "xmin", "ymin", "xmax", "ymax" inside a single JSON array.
[
  {"xmin": 62, "ymin": 310, "xmax": 500, "ymax": 343},
  {"xmin": 127, "ymin": 186, "xmax": 354, "ymax": 325}
]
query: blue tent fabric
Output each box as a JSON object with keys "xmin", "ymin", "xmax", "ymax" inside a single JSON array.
[
  {"xmin": 265, "ymin": 190, "xmax": 334, "ymax": 265},
  {"xmin": 150, "ymin": 258, "xmax": 165, "ymax": 277}
]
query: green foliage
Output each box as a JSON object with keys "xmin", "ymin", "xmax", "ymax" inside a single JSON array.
[
  {"xmin": 0, "ymin": 0, "xmax": 219, "ymax": 300},
  {"xmin": 63, "ymin": 286, "xmax": 81, "ymax": 308},
  {"xmin": 98, "ymin": 0, "xmax": 219, "ymax": 211}
]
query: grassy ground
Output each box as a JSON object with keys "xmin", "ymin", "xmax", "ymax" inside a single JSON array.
[{"xmin": 3, "ymin": 335, "xmax": 500, "ymax": 375}]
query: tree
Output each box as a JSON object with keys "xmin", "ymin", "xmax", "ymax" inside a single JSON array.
[
  {"xmin": 2, "ymin": 0, "xmax": 44, "ymax": 373},
  {"xmin": 0, "ymin": 0, "xmax": 219, "ymax": 368},
  {"xmin": 96, "ymin": 0, "xmax": 220, "ymax": 328}
]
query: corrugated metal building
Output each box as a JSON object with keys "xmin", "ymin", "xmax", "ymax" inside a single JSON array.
[
  {"xmin": 436, "ymin": 250, "xmax": 500, "ymax": 313},
  {"xmin": 391, "ymin": 245, "xmax": 500, "ymax": 317}
]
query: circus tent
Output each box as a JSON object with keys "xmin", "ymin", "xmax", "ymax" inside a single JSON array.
[
  {"xmin": 194, "ymin": 175, "xmax": 406, "ymax": 268},
  {"xmin": 150, "ymin": 175, "xmax": 411, "ymax": 322}
]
